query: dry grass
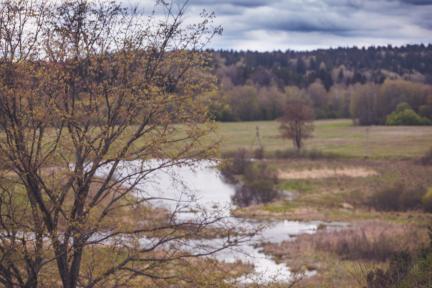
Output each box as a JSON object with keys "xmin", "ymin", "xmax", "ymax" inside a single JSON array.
[
  {"xmin": 278, "ymin": 167, "xmax": 377, "ymax": 180},
  {"xmin": 261, "ymin": 221, "xmax": 429, "ymax": 288},
  {"xmin": 311, "ymin": 222, "xmax": 427, "ymax": 261},
  {"xmin": 35, "ymin": 246, "xmax": 253, "ymax": 288}
]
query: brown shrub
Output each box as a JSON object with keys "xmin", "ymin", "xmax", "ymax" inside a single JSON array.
[
  {"xmin": 264, "ymin": 221, "xmax": 428, "ymax": 263},
  {"xmin": 232, "ymin": 162, "xmax": 280, "ymax": 207},
  {"xmin": 313, "ymin": 222, "xmax": 427, "ymax": 261},
  {"xmin": 368, "ymin": 182, "xmax": 427, "ymax": 212},
  {"xmin": 254, "ymin": 147, "xmax": 265, "ymax": 160},
  {"xmin": 219, "ymin": 149, "xmax": 250, "ymax": 183},
  {"xmin": 419, "ymin": 148, "xmax": 432, "ymax": 166}
]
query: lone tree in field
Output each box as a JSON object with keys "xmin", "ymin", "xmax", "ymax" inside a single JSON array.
[
  {"xmin": 278, "ymin": 92, "xmax": 315, "ymax": 151},
  {"xmin": 0, "ymin": 1, "xmax": 248, "ymax": 287}
]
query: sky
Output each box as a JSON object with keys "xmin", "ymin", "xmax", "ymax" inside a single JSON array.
[{"xmin": 180, "ymin": 0, "xmax": 432, "ymax": 51}]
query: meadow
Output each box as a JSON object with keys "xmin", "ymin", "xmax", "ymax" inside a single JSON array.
[{"xmin": 215, "ymin": 119, "xmax": 432, "ymax": 159}]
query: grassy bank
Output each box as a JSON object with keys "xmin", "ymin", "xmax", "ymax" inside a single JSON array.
[
  {"xmin": 215, "ymin": 119, "xmax": 432, "ymax": 159},
  {"xmin": 223, "ymin": 156, "xmax": 432, "ymax": 287},
  {"xmin": 226, "ymin": 156, "xmax": 432, "ymax": 286},
  {"xmin": 261, "ymin": 221, "xmax": 430, "ymax": 288},
  {"xmin": 232, "ymin": 158, "xmax": 432, "ymax": 224}
]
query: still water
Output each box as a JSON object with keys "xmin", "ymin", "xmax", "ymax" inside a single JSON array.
[{"xmin": 98, "ymin": 160, "xmax": 342, "ymax": 284}]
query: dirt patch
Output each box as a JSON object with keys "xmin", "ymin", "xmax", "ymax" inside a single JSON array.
[{"xmin": 279, "ymin": 167, "xmax": 378, "ymax": 180}]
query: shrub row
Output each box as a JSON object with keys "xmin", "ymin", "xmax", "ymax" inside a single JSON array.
[{"xmin": 367, "ymin": 182, "xmax": 432, "ymax": 213}]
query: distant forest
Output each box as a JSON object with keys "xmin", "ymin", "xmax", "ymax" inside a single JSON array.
[{"xmin": 208, "ymin": 44, "xmax": 432, "ymax": 125}]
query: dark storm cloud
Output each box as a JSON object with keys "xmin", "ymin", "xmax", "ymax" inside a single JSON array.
[
  {"xmin": 265, "ymin": 20, "xmax": 351, "ymax": 34},
  {"xmin": 132, "ymin": 0, "xmax": 432, "ymax": 50},
  {"xmin": 398, "ymin": 0, "xmax": 432, "ymax": 5},
  {"xmin": 190, "ymin": 0, "xmax": 275, "ymax": 8}
]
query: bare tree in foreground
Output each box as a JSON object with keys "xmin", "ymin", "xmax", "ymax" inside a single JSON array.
[
  {"xmin": 0, "ymin": 0, "xmax": 248, "ymax": 287},
  {"xmin": 278, "ymin": 91, "xmax": 315, "ymax": 151}
]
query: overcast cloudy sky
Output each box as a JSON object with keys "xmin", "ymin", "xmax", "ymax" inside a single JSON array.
[{"xmin": 175, "ymin": 0, "xmax": 432, "ymax": 51}]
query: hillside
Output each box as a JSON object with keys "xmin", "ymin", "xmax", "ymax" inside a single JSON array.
[
  {"xmin": 211, "ymin": 45, "xmax": 432, "ymax": 89},
  {"xmin": 208, "ymin": 45, "xmax": 432, "ymax": 123}
]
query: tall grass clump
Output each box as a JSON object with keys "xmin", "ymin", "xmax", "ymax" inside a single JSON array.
[
  {"xmin": 367, "ymin": 227, "xmax": 432, "ymax": 288},
  {"xmin": 313, "ymin": 222, "xmax": 426, "ymax": 262},
  {"xmin": 367, "ymin": 182, "xmax": 427, "ymax": 212}
]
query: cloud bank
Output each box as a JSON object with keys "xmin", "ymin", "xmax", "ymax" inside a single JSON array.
[{"xmin": 132, "ymin": 0, "xmax": 432, "ymax": 51}]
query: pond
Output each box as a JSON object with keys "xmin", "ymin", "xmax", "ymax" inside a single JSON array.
[{"xmin": 97, "ymin": 160, "xmax": 343, "ymax": 284}]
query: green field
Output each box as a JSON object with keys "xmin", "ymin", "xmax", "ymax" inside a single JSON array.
[{"xmin": 215, "ymin": 119, "xmax": 432, "ymax": 158}]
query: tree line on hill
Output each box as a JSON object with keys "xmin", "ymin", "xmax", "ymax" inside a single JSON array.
[
  {"xmin": 211, "ymin": 45, "xmax": 432, "ymax": 89},
  {"xmin": 207, "ymin": 45, "xmax": 432, "ymax": 125},
  {"xmin": 208, "ymin": 79, "xmax": 432, "ymax": 125}
]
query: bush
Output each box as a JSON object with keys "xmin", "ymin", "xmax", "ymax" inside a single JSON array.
[
  {"xmin": 317, "ymin": 231, "xmax": 402, "ymax": 262},
  {"xmin": 419, "ymin": 148, "xmax": 432, "ymax": 166},
  {"xmin": 397, "ymin": 249, "xmax": 432, "ymax": 288},
  {"xmin": 367, "ymin": 252, "xmax": 412, "ymax": 288},
  {"xmin": 232, "ymin": 179, "xmax": 279, "ymax": 207},
  {"xmin": 312, "ymin": 222, "xmax": 425, "ymax": 262},
  {"xmin": 368, "ymin": 182, "xmax": 426, "ymax": 211},
  {"xmin": 219, "ymin": 149, "xmax": 250, "ymax": 183},
  {"xmin": 232, "ymin": 162, "xmax": 280, "ymax": 207},
  {"xmin": 386, "ymin": 103, "xmax": 432, "ymax": 126},
  {"xmin": 219, "ymin": 150, "xmax": 280, "ymax": 207},
  {"xmin": 421, "ymin": 188, "xmax": 432, "ymax": 212},
  {"xmin": 367, "ymin": 227, "xmax": 432, "ymax": 288},
  {"xmin": 254, "ymin": 147, "xmax": 264, "ymax": 160}
]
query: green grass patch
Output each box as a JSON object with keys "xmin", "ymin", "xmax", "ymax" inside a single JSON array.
[
  {"xmin": 215, "ymin": 119, "xmax": 432, "ymax": 159},
  {"xmin": 262, "ymin": 200, "xmax": 300, "ymax": 213},
  {"xmin": 278, "ymin": 180, "xmax": 314, "ymax": 193}
]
